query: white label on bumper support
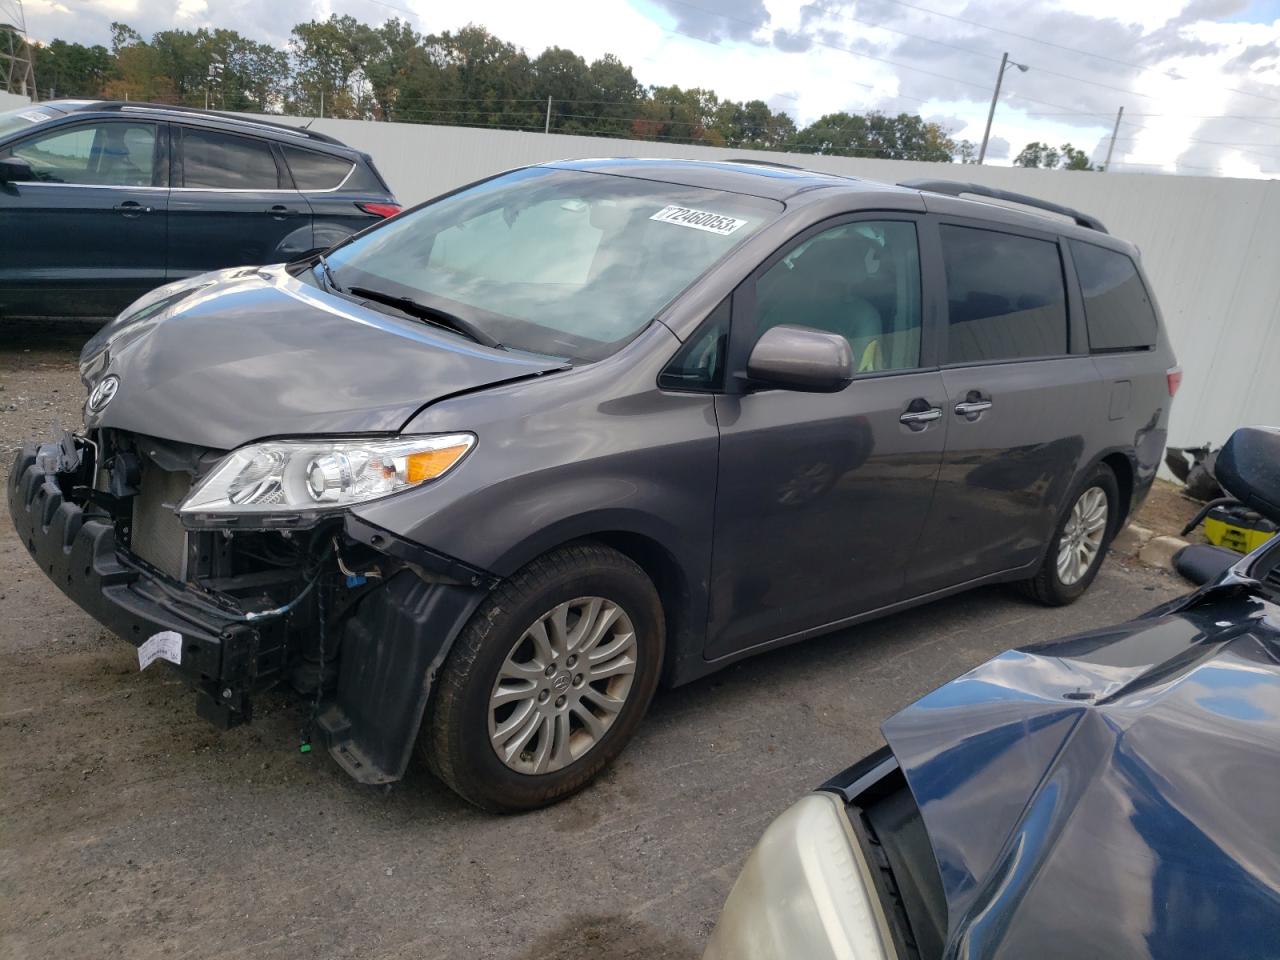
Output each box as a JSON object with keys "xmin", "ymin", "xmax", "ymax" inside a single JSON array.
[{"xmin": 138, "ymin": 630, "xmax": 183, "ymax": 670}]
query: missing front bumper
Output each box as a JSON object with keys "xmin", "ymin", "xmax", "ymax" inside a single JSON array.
[{"xmin": 9, "ymin": 441, "xmax": 498, "ymax": 785}]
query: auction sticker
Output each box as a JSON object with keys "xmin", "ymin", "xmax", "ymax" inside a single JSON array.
[
  {"xmin": 138, "ymin": 630, "xmax": 183, "ymax": 670},
  {"xmin": 19, "ymin": 111, "xmax": 51, "ymax": 124},
  {"xmin": 650, "ymin": 205, "xmax": 747, "ymax": 236}
]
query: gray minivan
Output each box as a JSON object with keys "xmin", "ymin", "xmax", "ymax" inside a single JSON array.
[{"xmin": 9, "ymin": 159, "xmax": 1178, "ymax": 811}]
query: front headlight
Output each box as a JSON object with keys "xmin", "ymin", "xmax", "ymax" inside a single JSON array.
[
  {"xmin": 179, "ymin": 434, "xmax": 474, "ymax": 516},
  {"xmin": 703, "ymin": 793, "xmax": 895, "ymax": 960}
]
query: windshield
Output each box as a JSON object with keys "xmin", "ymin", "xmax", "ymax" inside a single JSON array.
[
  {"xmin": 324, "ymin": 167, "xmax": 781, "ymax": 361},
  {"xmin": 0, "ymin": 106, "xmax": 58, "ymax": 141}
]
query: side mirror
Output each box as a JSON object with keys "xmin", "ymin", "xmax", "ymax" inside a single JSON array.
[
  {"xmin": 0, "ymin": 156, "xmax": 33, "ymax": 183},
  {"xmin": 746, "ymin": 325, "xmax": 854, "ymax": 393},
  {"xmin": 1216, "ymin": 426, "xmax": 1280, "ymax": 525}
]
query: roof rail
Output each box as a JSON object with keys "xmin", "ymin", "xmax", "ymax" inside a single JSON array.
[
  {"xmin": 898, "ymin": 178, "xmax": 1107, "ymax": 234},
  {"xmin": 80, "ymin": 101, "xmax": 344, "ymax": 146},
  {"xmin": 721, "ymin": 157, "xmax": 806, "ymax": 170}
]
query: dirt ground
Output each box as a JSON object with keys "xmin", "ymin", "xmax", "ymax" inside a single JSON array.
[{"xmin": 1, "ymin": 322, "xmax": 1187, "ymax": 960}]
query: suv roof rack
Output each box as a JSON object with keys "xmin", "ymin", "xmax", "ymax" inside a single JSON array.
[
  {"xmin": 721, "ymin": 157, "xmax": 805, "ymax": 170},
  {"xmin": 79, "ymin": 101, "xmax": 345, "ymax": 146},
  {"xmin": 899, "ymin": 178, "xmax": 1107, "ymax": 234}
]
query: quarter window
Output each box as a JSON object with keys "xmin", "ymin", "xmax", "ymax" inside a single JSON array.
[
  {"xmin": 8, "ymin": 122, "xmax": 156, "ymax": 186},
  {"xmin": 181, "ymin": 128, "xmax": 280, "ymax": 189},
  {"xmin": 660, "ymin": 297, "xmax": 730, "ymax": 392},
  {"xmin": 752, "ymin": 220, "xmax": 923, "ymax": 373},
  {"xmin": 940, "ymin": 225, "xmax": 1068, "ymax": 364},
  {"xmin": 1070, "ymin": 240, "xmax": 1157, "ymax": 352},
  {"xmin": 282, "ymin": 145, "xmax": 354, "ymax": 191}
]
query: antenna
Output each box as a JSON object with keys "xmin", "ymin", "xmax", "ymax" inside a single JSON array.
[{"xmin": 0, "ymin": 0, "xmax": 37, "ymax": 100}]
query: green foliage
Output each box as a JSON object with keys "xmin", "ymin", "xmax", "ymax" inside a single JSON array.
[
  {"xmin": 787, "ymin": 112, "xmax": 956, "ymax": 161},
  {"xmin": 30, "ymin": 17, "xmax": 977, "ymax": 164},
  {"xmin": 1015, "ymin": 141, "xmax": 1099, "ymax": 171}
]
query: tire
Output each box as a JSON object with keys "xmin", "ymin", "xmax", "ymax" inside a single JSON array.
[
  {"xmin": 1021, "ymin": 463, "xmax": 1120, "ymax": 607},
  {"xmin": 421, "ymin": 543, "xmax": 665, "ymax": 813}
]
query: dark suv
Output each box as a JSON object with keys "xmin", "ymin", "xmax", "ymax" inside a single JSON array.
[
  {"xmin": 9, "ymin": 160, "xmax": 1178, "ymax": 812},
  {"xmin": 0, "ymin": 100, "xmax": 398, "ymax": 319}
]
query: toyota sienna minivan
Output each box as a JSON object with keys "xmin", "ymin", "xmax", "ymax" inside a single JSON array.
[{"xmin": 9, "ymin": 159, "xmax": 1179, "ymax": 811}]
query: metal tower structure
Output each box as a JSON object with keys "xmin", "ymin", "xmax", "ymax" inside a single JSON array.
[{"xmin": 0, "ymin": 0, "xmax": 37, "ymax": 99}]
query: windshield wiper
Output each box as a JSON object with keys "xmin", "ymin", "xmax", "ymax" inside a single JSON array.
[
  {"xmin": 347, "ymin": 285, "xmax": 502, "ymax": 349},
  {"xmin": 316, "ymin": 254, "xmax": 343, "ymax": 293}
]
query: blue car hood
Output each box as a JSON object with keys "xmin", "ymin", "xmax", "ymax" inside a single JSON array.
[{"xmin": 882, "ymin": 593, "xmax": 1280, "ymax": 959}]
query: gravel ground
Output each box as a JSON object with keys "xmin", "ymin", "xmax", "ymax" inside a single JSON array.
[{"xmin": 0, "ymin": 321, "xmax": 1187, "ymax": 960}]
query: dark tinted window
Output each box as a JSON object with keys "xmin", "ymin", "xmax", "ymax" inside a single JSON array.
[
  {"xmin": 753, "ymin": 220, "xmax": 923, "ymax": 372},
  {"xmin": 282, "ymin": 145, "xmax": 353, "ymax": 190},
  {"xmin": 659, "ymin": 297, "xmax": 730, "ymax": 391},
  {"xmin": 1071, "ymin": 241, "xmax": 1157, "ymax": 352},
  {"xmin": 182, "ymin": 128, "xmax": 279, "ymax": 189},
  {"xmin": 941, "ymin": 225, "xmax": 1068, "ymax": 364}
]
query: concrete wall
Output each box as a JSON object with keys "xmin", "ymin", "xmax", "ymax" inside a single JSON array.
[
  {"xmin": 0, "ymin": 91, "xmax": 32, "ymax": 110},
  {"xmin": 257, "ymin": 114, "xmax": 1279, "ymax": 449}
]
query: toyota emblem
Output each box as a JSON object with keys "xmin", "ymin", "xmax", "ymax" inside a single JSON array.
[{"xmin": 88, "ymin": 375, "xmax": 120, "ymax": 413}]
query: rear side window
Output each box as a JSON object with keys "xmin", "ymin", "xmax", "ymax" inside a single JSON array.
[
  {"xmin": 1070, "ymin": 241, "xmax": 1157, "ymax": 352},
  {"xmin": 181, "ymin": 128, "xmax": 280, "ymax": 189},
  {"xmin": 282, "ymin": 145, "xmax": 354, "ymax": 190},
  {"xmin": 940, "ymin": 225, "xmax": 1068, "ymax": 364}
]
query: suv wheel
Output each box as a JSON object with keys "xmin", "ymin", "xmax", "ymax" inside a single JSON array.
[
  {"xmin": 1022, "ymin": 463, "xmax": 1120, "ymax": 606},
  {"xmin": 422, "ymin": 543, "xmax": 664, "ymax": 812}
]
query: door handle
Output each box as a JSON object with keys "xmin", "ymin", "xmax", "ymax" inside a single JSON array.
[
  {"xmin": 113, "ymin": 201, "xmax": 152, "ymax": 218},
  {"xmin": 900, "ymin": 407, "xmax": 942, "ymax": 428},
  {"xmin": 267, "ymin": 204, "xmax": 299, "ymax": 219},
  {"xmin": 954, "ymin": 399, "xmax": 993, "ymax": 418}
]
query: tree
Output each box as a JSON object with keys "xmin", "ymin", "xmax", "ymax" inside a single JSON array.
[
  {"xmin": 1015, "ymin": 141, "xmax": 1098, "ymax": 170},
  {"xmin": 953, "ymin": 138, "xmax": 977, "ymax": 164},
  {"xmin": 37, "ymin": 39, "xmax": 112, "ymax": 98},
  {"xmin": 789, "ymin": 112, "xmax": 955, "ymax": 161}
]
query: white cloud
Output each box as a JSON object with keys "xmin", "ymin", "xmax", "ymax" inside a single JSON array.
[{"xmin": 19, "ymin": 0, "xmax": 1280, "ymax": 177}]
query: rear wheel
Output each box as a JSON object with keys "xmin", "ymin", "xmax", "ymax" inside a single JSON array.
[
  {"xmin": 1021, "ymin": 464, "xmax": 1119, "ymax": 606},
  {"xmin": 422, "ymin": 543, "xmax": 664, "ymax": 812}
]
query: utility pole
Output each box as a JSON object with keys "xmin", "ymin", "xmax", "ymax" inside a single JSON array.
[
  {"xmin": 1102, "ymin": 106, "xmax": 1125, "ymax": 172},
  {"xmin": 979, "ymin": 51, "xmax": 1029, "ymax": 165},
  {"xmin": 319, "ymin": 88, "xmax": 324, "ymax": 119},
  {"xmin": 544, "ymin": 95, "xmax": 552, "ymax": 134}
]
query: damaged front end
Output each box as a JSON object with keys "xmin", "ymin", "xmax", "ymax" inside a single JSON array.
[{"xmin": 8, "ymin": 430, "xmax": 496, "ymax": 785}]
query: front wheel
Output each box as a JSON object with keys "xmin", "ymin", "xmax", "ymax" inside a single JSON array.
[
  {"xmin": 422, "ymin": 543, "xmax": 664, "ymax": 812},
  {"xmin": 1021, "ymin": 464, "xmax": 1120, "ymax": 606}
]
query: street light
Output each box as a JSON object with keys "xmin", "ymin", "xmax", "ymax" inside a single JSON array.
[
  {"xmin": 205, "ymin": 59, "xmax": 224, "ymax": 110},
  {"xmin": 978, "ymin": 52, "xmax": 1029, "ymax": 165}
]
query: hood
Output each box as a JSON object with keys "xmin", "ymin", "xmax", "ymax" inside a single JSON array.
[
  {"xmin": 882, "ymin": 594, "xmax": 1280, "ymax": 959},
  {"xmin": 79, "ymin": 267, "xmax": 566, "ymax": 450}
]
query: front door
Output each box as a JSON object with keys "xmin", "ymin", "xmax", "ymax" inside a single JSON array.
[
  {"xmin": 0, "ymin": 119, "xmax": 168, "ymax": 317},
  {"xmin": 168, "ymin": 125, "xmax": 313, "ymax": 279},
  {"xmin": 707, "ymin": 217, "xmax": 948, "ymax": 660},
  {"xmin": 907, "ymin": 222, "xmax": 1103, "ymax": 596}
]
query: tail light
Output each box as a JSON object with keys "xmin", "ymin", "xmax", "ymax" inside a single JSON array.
[
  {"xmin": 356, "ymin": 201, "xmax": 401, "ymax": 219},
  {"xmin": 1167, "ymin": 366, "xmax": 1183, "ymax": 397}
]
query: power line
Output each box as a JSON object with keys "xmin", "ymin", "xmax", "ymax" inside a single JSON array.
[
  {"xmin": 859, "ymin": 0, "xmax": 1280, "ymax": 108},
  {"xmin": 665, "ymin": 0, "xmax": 1121, "ymax": 126}
]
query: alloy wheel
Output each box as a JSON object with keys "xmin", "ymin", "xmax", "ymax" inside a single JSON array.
[
  {"xmin": 1058, "ymin": 486, "xmax": 1109, "ymax": 585},
  {"xmin": 488, "ymin": 597, "xmax": 638, "ymax": 775}
]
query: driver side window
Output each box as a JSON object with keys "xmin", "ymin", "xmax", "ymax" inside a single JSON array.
[
  {"xmin": 8, "ymin": 122, "xmax": 157, "ymax": 187},
  {"xmin": 752, "ymin": 220, "xmax": 923, "ymax": 374}
]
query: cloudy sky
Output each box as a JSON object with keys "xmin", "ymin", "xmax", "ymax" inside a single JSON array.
[{"xmin": 21, "ymin": 0, "xmax": 1280, "ymax": 176}]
